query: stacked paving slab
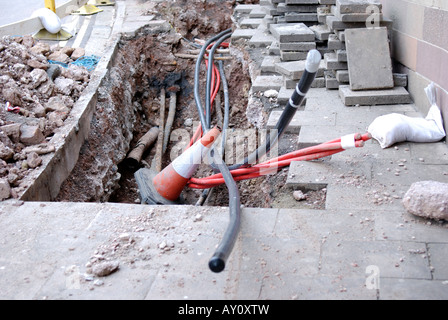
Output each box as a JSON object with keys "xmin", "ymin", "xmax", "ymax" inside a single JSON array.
[
  {"xmin": 231, "ymin": 0, "xmax": 412, "ymax": 107},
  {"xmin": 231, "ymin": 1, "xmax": 327, "ymax": 104},
  {"xmin": 327, "ymin": 0, "xmax": 412, "ymax": 105}
]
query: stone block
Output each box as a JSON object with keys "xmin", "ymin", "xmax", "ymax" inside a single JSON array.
[{"xmin": 345, "ymin": 27, "xmax": 394, "ymax": 90}]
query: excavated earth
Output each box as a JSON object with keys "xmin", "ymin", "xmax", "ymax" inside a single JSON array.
[
  {"xmin": 2, "ymin": 0, "xmax": 325, "ymax": 209},
  {"xmin": 0, "ymin": 35, "xmax": 90, "ymax": 200}
]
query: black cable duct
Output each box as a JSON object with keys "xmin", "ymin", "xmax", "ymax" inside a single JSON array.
[{"xmin": 193, "ymin": 30, "xmax": 321, "ymax": 272}]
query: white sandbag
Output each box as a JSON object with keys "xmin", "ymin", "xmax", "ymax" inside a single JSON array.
[
  {"xmin": 32, "ymin": 8, "xmax": 62, "ymax": 34},
  {"xmin": 368, "ymin": 83, "xmax": 446, "ymax": 149}
]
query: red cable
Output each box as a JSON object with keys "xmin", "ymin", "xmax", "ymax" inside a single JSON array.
[{"xmin": 187, "ymin": 137, "xmax": 370, "ymax": 189}]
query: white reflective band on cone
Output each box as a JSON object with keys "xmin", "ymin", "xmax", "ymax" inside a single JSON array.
[
  {"xmin": 172, "ymin": 140, "xmax": 208, "ymax": 178},
  {"xmin": 340, "ymin": 134, "xmax": 357, "ymax": 149}
]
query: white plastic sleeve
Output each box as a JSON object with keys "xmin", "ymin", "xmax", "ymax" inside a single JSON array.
[{"xmin": 340, "ymin": 134, "xmax": 357, "ymax": 150}]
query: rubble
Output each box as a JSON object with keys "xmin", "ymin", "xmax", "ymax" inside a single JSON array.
[
  {"xmin": 403, "ymin": 181, "xmax": 448, "ymax": 221},
  {"xmin": 0, "ymin": 35, "xmax": 91, "ymax": 201}
]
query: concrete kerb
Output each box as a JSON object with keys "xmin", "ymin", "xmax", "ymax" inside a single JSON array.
[{"xmin": 20, "ymin": 35, "xmax": 121, "ymax": 201}]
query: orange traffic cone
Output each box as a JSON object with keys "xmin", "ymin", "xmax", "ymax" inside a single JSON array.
[{"xmin": 152, "ymin": 126, "xmax": 220, "ymax": 202}]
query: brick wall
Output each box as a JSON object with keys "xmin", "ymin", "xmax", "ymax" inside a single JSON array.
[{"xmin": 380, "ymin": 0, "xmax": 448, "ymax": 131}]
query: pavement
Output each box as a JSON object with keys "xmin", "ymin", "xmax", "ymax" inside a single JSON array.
[{"xmin": 1, "ymin": 0, "xmax": 448, "ymax": 301}]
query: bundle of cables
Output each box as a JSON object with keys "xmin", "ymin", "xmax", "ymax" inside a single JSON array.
[{"xmin": 188, "ymin": 29, "xmax": 371, "ymax": 273}]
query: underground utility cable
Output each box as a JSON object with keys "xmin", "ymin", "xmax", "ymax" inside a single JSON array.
[
  {"xmin": 194, "ymin": 28, "xmax": 232, "ymax": 133},
  {"xmin": 228, "ymin": 49, "xmax": 322, "ymax": 171},
  {"xmin": 207, "ymin": 147, "xmax": 241, "ymax": 273},
  {"xmin": 205, "ymin": 32, "xmax": 232, "ymax": 130}
]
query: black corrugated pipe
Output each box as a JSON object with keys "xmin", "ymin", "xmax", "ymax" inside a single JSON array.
[{"xmin": 228, "ymin": 49, "xmax": 322, "ymax": 170}]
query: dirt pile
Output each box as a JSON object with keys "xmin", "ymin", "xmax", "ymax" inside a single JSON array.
[{"xmin": 0, "ymin": 35, "xmax": 91, "ymax": 200}]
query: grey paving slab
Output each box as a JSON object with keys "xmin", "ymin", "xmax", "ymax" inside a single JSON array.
[
  {"xmin": 267, "ymin": 110, "xmax": 336, "ymax": 133},
  {"xmin": 336, "ymin": 0, "xmax": 382, "ymax": 14},
  {"xmin": 345, "ymin": 27, "xmax": 394, "ymax": 91},
  {"xmin": 275, "ymin": 59, "xmax": 325, "ymax": 80},
  {"xmin": 324, "ymin": 52, "xmax": 348, "ymax": 70},
  {"xmin": 428, "ymin": 243, "xmax": 448, "ymax": 280},
  {"xmin": 231, "ymin": 28, "xmax": 258, "ymax": 41},
  {"xmin": 371, "ymin": 162, "xmax": 448, "ymax": 186},
  {"xmin": 252, "ymin": 75, "xmax": 284, "ymax": 92},
  {"xmin": 321, "ymin": 240, "xmax": 431, "ymax": 279},
  {"xmin": 309, "ymin": 24, "xmax": 331, "ymax": 41},
  {"xmin": 409, "ymin": 142, "xmax": 448, "ymax": 165},
  {"xmin": 373, "ymin": 209, "xmax": 448, "ymax": 243},
  {"xmin": 286, "ymin": 160, "xmax": 372, "ymax": 189},
  {"xmin": 261, "ymin": 55, "xmax": 281, "ymax": 73},
  {"xmin": 279, "ymin": 41, "xmax": 316, "ymax": 51},
  {"xmin": 248, "ymin": 28, "xmax": 276, "ymax": 47},
  {"xmin": 379, "ymin": 278, "xmax": 448, "ymax": 300},
  {"xmin": 270, "ymin": 23, "xmax": 315, "ymax": 43},
  {"xmin": 240, "ymin": 18, "xmax": 264, "ymax": 29},
  {"xmin": 297, "ymin": 125, "xmax": 365, "ymax": 147},
  {"xmin": 332, "ymin": 3, "xmax": 383, "ymax": 22},
  {"xmin": 339, "ymin": 85, "xmax": 413, "ymax": 106},
  {"xmin": 280, "ymin": 51, "xmax": 308, "ymax": 61}
]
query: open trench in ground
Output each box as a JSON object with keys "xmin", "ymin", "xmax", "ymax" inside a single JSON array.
[{"xmin": 54, "ymin": 0, "xmax": 326, "ymax": 209}]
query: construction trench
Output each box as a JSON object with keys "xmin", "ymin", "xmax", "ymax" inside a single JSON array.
[
  {"xmin": 2, "ymin": 0, "xmax": 448, "ymax": 298},
  {"xmin": 52, "ymin": 1, "xmax": 327, "ymax": 209}
]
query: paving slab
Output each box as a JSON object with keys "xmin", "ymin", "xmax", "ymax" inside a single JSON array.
[
  {"xmin": 345, "ymin": 27, "xmax": 394, "ymax": 90},
  {"xmin": 379, "ymin": 279, "xmax": 448, "ymax": 300},
  {"xmin": 252, "ymin": 75, "xmax": 284, "ymax": 92},
  {"xmin": 336, "ymin": 0, "xmax": 382, "ymax": 14},
  {"xmin": 267, "ymin": 110, "xmax": 336, "ymax": 133},
  {"xmin": 270, "ymin": 23, "xmax": 315, "ymax": 43},
  {"xmin": 275, "ymin": 59, "xmax": 325, "ymax": 79},
  {"xmin": 339, "ymin": 86, "xmax": 413, "ymax": 106}
]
